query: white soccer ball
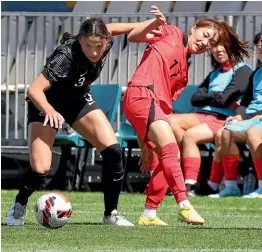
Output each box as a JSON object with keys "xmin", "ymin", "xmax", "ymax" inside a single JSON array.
[{"xmin": 35, "ymin": 192, "xmax": 72, "ymax": 229}]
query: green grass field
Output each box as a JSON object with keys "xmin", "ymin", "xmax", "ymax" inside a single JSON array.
[{"xmin": 1, "ymin": 190, "xmax": 262, "ymax": 252}]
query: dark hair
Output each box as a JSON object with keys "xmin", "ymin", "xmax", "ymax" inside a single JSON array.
[
  {"xmin": 253, "ymin": 32, "xmax": 262, "ymax": 45},
  {"xmin": 215, "ymin": 21, "xmax": 250, "ymax": 66},
  {"xmin": 60, "ymin": 17, "xmax": 110, "ymax": 44},
  {"xmin": 193, "ymin": 19, "xmax": 250, "ymax": 66},
  {"xmin": 253, "ymin": 32, "xmax": 262, "ymax": 68}
]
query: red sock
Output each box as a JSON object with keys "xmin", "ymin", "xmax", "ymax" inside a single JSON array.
[
  {"xmin": 221, "ymin": 155, "xmax": 240, "ymax": 181},
  {"xmin": 182, "ymin": 157, "xmax": 201, "ymax": 183},
  {"xmin": 159, "ymin": 143, "xmax": 187, "ymax": 204},
  {"xmin": 148, "ymin": 151, "xmax": 159, "ymax": 171},
  {"xmin": 254, "ymin": 158, "xmax": 262, "ymax": 180},
  {"xmin": 145, "ymin": 164, "xmax": 169, "ymax": 209},
  {"xmin": 209, "ymin": 160, "xmax": 224, "ymax": 184}
]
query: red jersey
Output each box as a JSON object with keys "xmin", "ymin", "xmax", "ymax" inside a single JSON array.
[{"xmin": 128, "ymin": 24, "xmax": 188, "ymax": 114}]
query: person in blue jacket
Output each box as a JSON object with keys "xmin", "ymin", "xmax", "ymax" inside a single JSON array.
[
  {"xmin": 166, "ymin": 43, "xmax": 252, "ymax": 196},
  {"xmin": 211, "ymin": 35, "xmax": 262, "ymax": 198}
]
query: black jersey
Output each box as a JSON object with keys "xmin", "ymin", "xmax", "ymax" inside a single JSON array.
[{"xmin": 38, "ymin": 38, "xmax": 114, "ymax": 105}]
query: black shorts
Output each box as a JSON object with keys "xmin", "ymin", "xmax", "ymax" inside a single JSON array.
[{"xmin": 27, "ymin": 94, "xmax": 100, "ymax": 128}]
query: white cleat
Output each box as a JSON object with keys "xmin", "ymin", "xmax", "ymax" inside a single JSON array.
[
  {"xmin": 243, "ymin": 188, "xmax": 262, "ymax": 198},
  {"xmin": 103, "ymin": 209, "xmax": 134, "ymax": 226},
  {"xmin": 6, "ymin": 201, "xmax": 27, "ymax": 226}
]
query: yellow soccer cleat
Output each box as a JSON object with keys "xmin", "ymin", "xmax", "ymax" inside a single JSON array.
[
  {"xmin": 138, "ymin": 215, "xmax": 168, "ymax": 226},
  {"xmin": 178, "ymin": 205, "xmax": 205, "ymax": 225}
]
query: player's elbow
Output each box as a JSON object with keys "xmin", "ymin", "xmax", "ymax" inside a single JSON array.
[
  {"xmin": 27, "ymin": 85, "xmax": 37, "ymax": 100},
  {"xmin": 127, "ymin": 32, "xmax": 138, "ymax": 42}
]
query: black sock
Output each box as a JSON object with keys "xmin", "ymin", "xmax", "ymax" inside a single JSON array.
[
  {"xmin": 16, "ymin": 168, "xmax": 47, "ymax": 206},
  {"xmin": 101, "ymin": 144, "xmax": 124, "ymax": 217}
]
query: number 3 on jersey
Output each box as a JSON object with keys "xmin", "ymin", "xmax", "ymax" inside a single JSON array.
[
  {"xmin": 75, "ymin": 77, "xmax": 85, "ymax": 87},
  {"xmin": 84, "ymin": 93, "xmax": 95, "ymax": 105}
]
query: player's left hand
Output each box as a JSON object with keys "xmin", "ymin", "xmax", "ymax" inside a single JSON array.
[{"xmin": 150, "ymin": 5, "xmax": 166, "ymax": 26}]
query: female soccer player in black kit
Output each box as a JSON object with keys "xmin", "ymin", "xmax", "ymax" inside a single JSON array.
[{"xmin": 6, "ymin": 14, "xmax": 162, "ymax": 226}]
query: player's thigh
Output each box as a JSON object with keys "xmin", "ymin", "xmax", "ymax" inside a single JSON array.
[
  {"xmin": 28, "ymin": 122, "xmax": 57, "ymax": 173},
  {"xmin": 72, "ymin": 109, "xmax": 118, "ymax": 152},
  {"xmin": 167, "ymin": 113, "xmax": 201, "ymax": 131},
  {"xmin": 184, "ymin": 123, "xmax": 215, "ymax": 144}
]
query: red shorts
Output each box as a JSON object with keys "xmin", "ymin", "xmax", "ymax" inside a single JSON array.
[
  {"xmin": 193, "ymin": 112, "xmax": 226, "ymax": 134},
  {"xmin": 123, "ymin": 86, "xmax": 169, "ymax": 147}
]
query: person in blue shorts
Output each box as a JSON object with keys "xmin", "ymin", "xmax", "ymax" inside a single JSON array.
[{"xmin": 210, "ymin": 33, "xmax": 262, "ymax": 198}]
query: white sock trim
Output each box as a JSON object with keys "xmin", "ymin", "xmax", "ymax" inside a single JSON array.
[
  {"xmin": 178, "ymin": 200, "xmax": 191, "ymax": 208},
  {"xmin": 185, "ymin": 179, "xmax": 197, "ymax": 185},
  {"xmin": 143, "ymin": 207, "xmax": 157, "ymax": 219}
]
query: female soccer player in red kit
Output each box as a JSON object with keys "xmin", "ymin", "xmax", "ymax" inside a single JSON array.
[{"xmin": 124, "ymin": 6, "xmax": 250, "ymax": 225}]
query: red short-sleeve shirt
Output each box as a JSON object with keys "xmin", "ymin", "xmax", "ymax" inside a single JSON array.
[{"xmin": 128, "ymin": 24, "xmax": 188, "ymax": 114}]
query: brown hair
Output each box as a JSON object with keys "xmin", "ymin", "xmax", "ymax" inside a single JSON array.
[
  {"xmin": 193, "ymin": 18, "xmax": 250, "ymax": 66},
  {"xmin": 253, "ymin": 32, "xmax": 262, "ymax": 68},
  {"xmin": 253, "ymin": 31, "xmax": 262, "ymax": 45},
  {"xmin": 60, "ymin": 17, "xmax": 111, "ymax": 44}
]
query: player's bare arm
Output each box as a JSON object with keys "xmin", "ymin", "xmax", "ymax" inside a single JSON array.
[
  {"xmin": 106, "ymin": 17, "xmax": 162, "ymax": 36},
  {"xmin": 27, "ymin": 73, "xmax": 65, "ymax": 128},
  {"xmin": 127, "ymin": 5, "xmax": 166, "ymax": 43}
]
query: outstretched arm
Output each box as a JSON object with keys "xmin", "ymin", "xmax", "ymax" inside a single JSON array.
[
  {"xmin": 106, "ymin": 19, "xmax": 156, "ymax": 36},
  {"xmin": 106, "ymin": 6, "xmax": 166, "ymax": 37},
  {"xmin": 127, "ymin": 5, "xmax": 166, "ymax": 43}
]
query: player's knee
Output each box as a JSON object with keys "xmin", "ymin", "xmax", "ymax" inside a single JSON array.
[
  {"xmin": 101, "ymin": 143, "xmax": 122, "ymax": 165},
  {"xmin": 246, "ymin": 126, "xmax": 259, "ymax": 143},
  {"xmin": 101, "ymin": 144, "xmax": 124, "ymax": 179},
  {"xmin": 30, "ymin": 159, "xmax": 51, "ymax": 175},
  {"xmin": 168, "ymin": 115, "xmax": 182, "ymax": 131},
  {"xmin": 183, "ymin": 129, "xmax": 198, "ymax": 144}
]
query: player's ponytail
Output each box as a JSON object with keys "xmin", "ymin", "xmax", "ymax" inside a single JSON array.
[{"xmin": 60, "ymin": 32, "xmax": 79, "ymax": 44}]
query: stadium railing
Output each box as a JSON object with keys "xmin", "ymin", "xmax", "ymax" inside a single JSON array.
[{"xmin": 1, "ymin": 11, "xmax": 260, "ymax": 190}]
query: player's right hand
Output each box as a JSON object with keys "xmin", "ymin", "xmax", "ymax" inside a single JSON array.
[
  {"xmin": 226, "ymin": 114, "xmax": 243, "ymax": 123},
  {"xmin": 138, "ymin": 145, "xmax": 153, "ymax": 174},
  {"xmin": 43, "ymin": 109, "xmax": 65, "ymax": 129},
  {"xmin": 150, "ymin": 5, "xmax": 166, "ymax": 26}
]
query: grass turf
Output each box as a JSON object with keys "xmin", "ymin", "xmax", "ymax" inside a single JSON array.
[{"xmin": 1, "ymin": 190, "xmax": 262, "ymax": 252}]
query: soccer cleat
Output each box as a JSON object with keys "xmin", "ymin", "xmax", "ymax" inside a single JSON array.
[
  {"xmin": 138, "ymin": 215, "xmax": 168, "ymax": 226},
  {"xmin": 243, "ymin": 187, "xmax": 262, "ymax": 198},
  {"xmin": 186, "ymin": 183, "xmax": 198, "ymax": 197},
  {"xmin": 103, "ymin": 210, "xmax": 134, "ymax": 226},
  {"xmin": 197, "ymin": 183, "xmax": 219, "ymax": 196},
  {"xmin": 208, "ymin": 187, "xmax": 241, "ymax": 198},
  {"xmin": 6, "ymin": 200, "xmax": 27, "ymax": 226},
  {"xmin": 178, "ymin": 205, "xmax": 205, "ymax": 225}
]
